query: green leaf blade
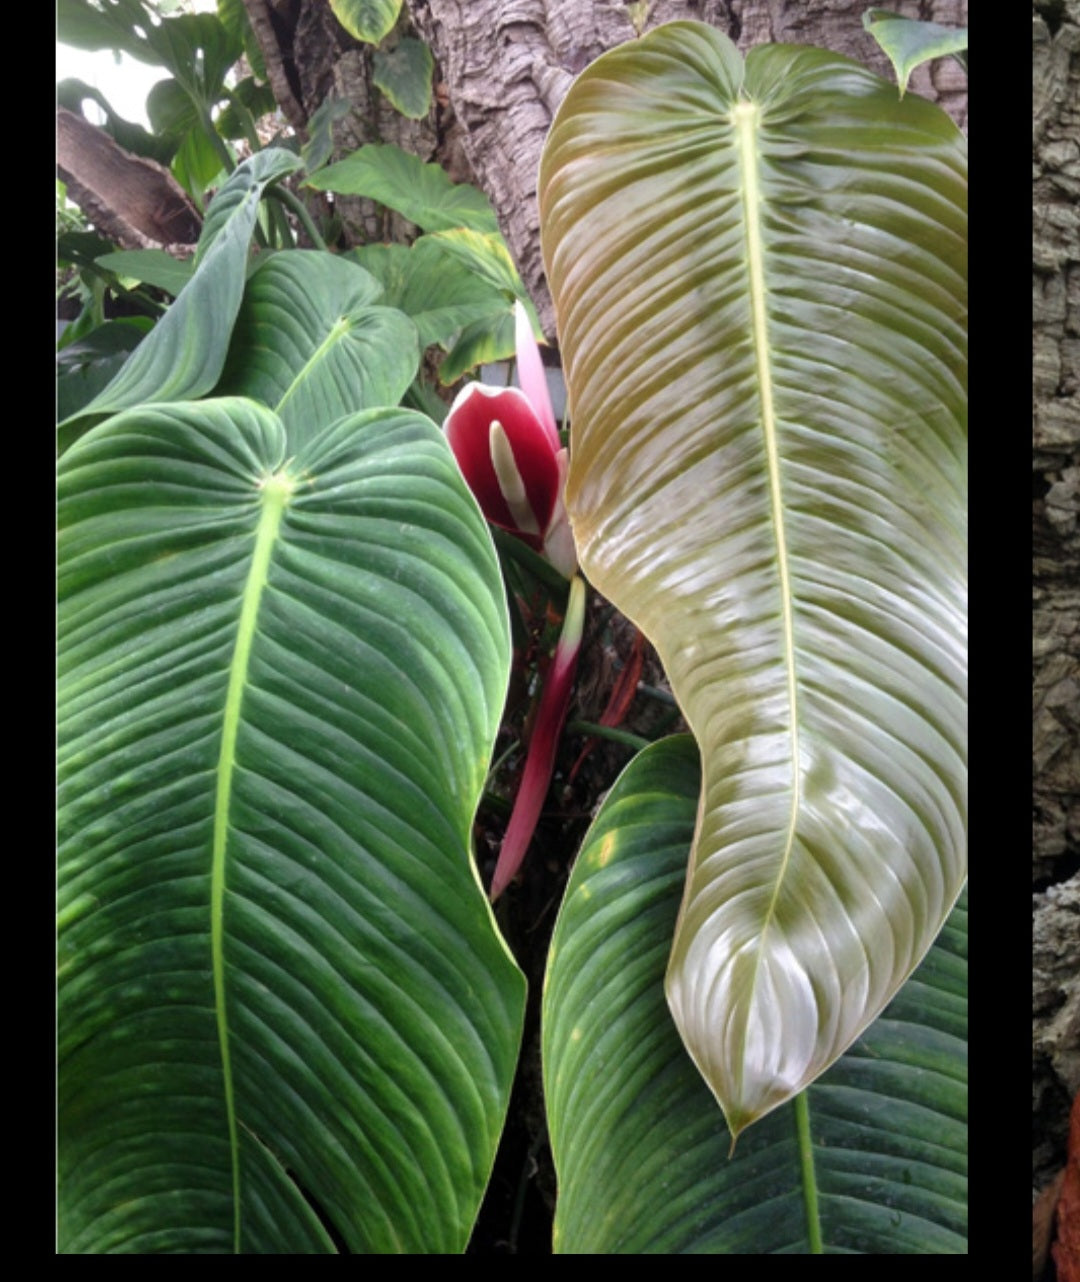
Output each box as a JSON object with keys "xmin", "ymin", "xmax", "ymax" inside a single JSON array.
[
  {"xmin": 215, "ymin": 251, "xmax": 420, "ymax": 449},
  {"xmin": 59, "ymin": 399, "xmax": 524, "ymax": 1253},
  {"xmin": 308, "ymin": 143, "xmax": 499, "ymax": 234},
  {"xmin": 542, "ymin": 736, "xmax": 967, "ymax": 1254},
  {"xmin": 863, "ymin": 9, "xmax": 969, "ymax": 95},
  {"xmin": 329, "ymin": 0, "xmax": 402, "ymax": 45},
  {"xmin": 539, "ymin": 22, "xmax": 967, "ymax": 1136},
  {"xmin": 373, "ymin": 38, "xmax": 434, "ymax": 119},
  {"xmin": 60, "ymin": 150, "xmax": 303, "ymax": 447}
]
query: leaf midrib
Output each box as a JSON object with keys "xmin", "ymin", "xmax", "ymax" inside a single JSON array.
[
  {"xmin": 732, "ymin": 98, "xmax": 802, "ymax": 1090},
  {"xmin": 211, "ymin": 468, "xmax": 295, "ymax": 1253}
]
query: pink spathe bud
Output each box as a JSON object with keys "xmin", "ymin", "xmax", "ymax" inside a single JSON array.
[{"xmin": 444, "ymin": 301, "xmax": 577, "ymax": 579}]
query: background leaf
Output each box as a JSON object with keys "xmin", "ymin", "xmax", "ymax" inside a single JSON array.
[
  {"xmin": 329, "ymin": 0, "xmax": 403, "ymax": 45},
  {"xmin": 373, "ymin": 38, "xmax": 434, "ymax": 119},
  {"xmin": 94, "ymin": 249, "xmax": 195, "ymax": 297},
  {"xmin": 58, "ymin": 398, "xmax": 524, "ymax": 1253},
  {"xmin": 308, "ymin": 143, "xmax": 500, "ymax": 234},
  {"xmin": 543, "ymin": 736, "xmax": 967, "ymax": 1254},
  {"xmin": 60, "ymin": 148, "xmax": 303, "ymax": 448},
  {"xmin": 862, "ymin": 8, "xmax": 968, "ymax": 94},
  {"xmin": 540, "ymin": 22, "xmax": 967, "ymax": 1135},
  {"xmin": 350, "ymin": 239, "xmax": 503, "ymax": 349},
  {"xmin": 215, "ymin": 250, "xmax": 420, "ymax": 449}
]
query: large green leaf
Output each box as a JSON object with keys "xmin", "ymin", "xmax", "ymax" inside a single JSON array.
[
  {"xmin": 59, "ymin": 149, "xmax": 303, "ymax": 449},
  {"xmin": 58, "ymin": 398, "xmax": 525, "ymax": 1252},
  {"xmin": 215, "ymin": 251, "xmax": 420, "ymax": 449},
  {"xmin": 543, "ymin": 736, "xmax": 966, "ymax": 1254},
  {"xmin": 539, "ymin": 22, "xmax": 967, "ymax": 1136}
]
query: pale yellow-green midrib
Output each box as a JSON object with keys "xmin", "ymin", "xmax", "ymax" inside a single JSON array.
[
  {"xmin": 727, "ymin": 99, "xmax": 803, "ymax": 1116},
  {"xmin": 211, "ymin": 470, "xmax": 294, "ymax": 1252}
]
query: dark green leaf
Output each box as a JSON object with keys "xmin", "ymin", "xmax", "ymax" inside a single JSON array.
[
  {"xmin": 58, "ymin": 397, "xmax": 523, "ymax": 1252},
  {"xmin": 373, "ymin": 38, "xmax": 434, "ymax": 119},
  {"xmin": 328, "ymin": 0, "xmax": 402, "ymax": 44},
  {"xmin": 56, "ymin": 320, "xmax": 151, "ymax": 421}
]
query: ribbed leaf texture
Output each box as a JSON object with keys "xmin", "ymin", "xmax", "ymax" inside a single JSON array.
[
  {"xmin": 543, "ymin": 737, "xmax": 966, "ymax": 1253},
  {"xmin": 540, "ymin": 21, "xmax": 967, "ymax": 1136},
  {"xmin": 58, "ymin": 399, "xmax": 524, "ymax": 1252},
  {"xmin": 215, "ymin": 251, "xmax": 420, "ymax": 450}
]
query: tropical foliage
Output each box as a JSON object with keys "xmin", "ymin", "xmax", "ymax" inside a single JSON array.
[{"xmin": 58, "ymin": 4, "xmax": 967, "ymax": 1254}]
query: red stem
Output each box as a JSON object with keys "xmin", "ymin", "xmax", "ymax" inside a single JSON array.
[{"xmin": 490, "ymin": 576, "xmax": 585, "ymax": 901}]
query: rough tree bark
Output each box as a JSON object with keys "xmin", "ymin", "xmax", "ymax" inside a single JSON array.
[
  {"xmin": 1033, "ymin": 0, "xmax": 1080, "ymax": 1201},
  {"xmin": 404, "ymin": 0, "xmax": 968, "ymax": 337}
]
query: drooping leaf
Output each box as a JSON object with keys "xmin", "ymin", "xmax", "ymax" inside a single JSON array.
[
  {"xmin": 328, "ymin": 0, "xmax": 402, "ymax": 45},
  {"xmin": 373, "ymin": 38, "xmax": 434, "ymax": 119},
  {"xmin": 95, "ymin": 249, "xmax": 195, "ymax": 297},
  {"xmin": 58, "ymin": 397, "xmax": 524, "ymax": 1253},
  {"xmin": 863, "ymin": 8, "xmax": 969, "ymax": 95},
  {"xmin": 215, "ymin": 250, "xmax": 420, "ymax": 449},
  {"xmin": 60, "ymin": 148, "xmax": 303, "ymax": 448},
  {"xmin": 540, "ymin": 22, "xmax": 967, "ymax": 1136},
  {"xmin": 543, "ymin": 736, "xmax": 966, "ymax": 1254},
  {"xmin": 308, "ymin": 143, "xmax": 500, "ymax": 234}
]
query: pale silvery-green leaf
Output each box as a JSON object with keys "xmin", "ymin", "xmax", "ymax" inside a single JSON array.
[{"xmin": 540, "ymin": 22, "xmax": 967, "ymax": 1137}]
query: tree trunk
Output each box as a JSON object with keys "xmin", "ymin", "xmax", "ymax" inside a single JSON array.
[
  {"xmin": 1033, "ymin": 0, "xmax": 1080, "ymax": 1202},
  {"xmin": 405, "ymin": 0, "xmax": 968, "ymax": 336}
]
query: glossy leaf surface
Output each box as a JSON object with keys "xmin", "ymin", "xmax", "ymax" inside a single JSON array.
[
  {"xmin": 540, "ymin": 22, "xmax": 967, "ymax": 1134},
  {"xmin": 58, "ymin": 399, "xmax": 524, "ymax": 1252},
  {"xmin": 543, "ymin": 737, "xmax": 966, "ymax": 1254},
  {"xmin": 215, "ymin": 250, "xmax": 420, "ymax": 450}
]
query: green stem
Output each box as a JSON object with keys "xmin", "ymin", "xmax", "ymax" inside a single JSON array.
[
  {"xmin": 199, "ymin": 106, "xmax": 237, "ymax": 176},
  {"xmin": 565, "ymin": 720, "xmax": 650, "ymax": 751},
  {"xmin": 266, "ymin": 185, "xmax": 329, "ymax": 252},
  {"xmin": 491, "ymin": 527, "xmax": 571, "ymax": 598},
  {"xmin": 793, "ymin": 1091, "xmax": 823, "ymax": 1253}
]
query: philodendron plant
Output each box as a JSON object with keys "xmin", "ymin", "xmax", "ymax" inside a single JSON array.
[{"xmin": 57, "ymin": 20, "xmax": 966, "ymax": 1255}]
